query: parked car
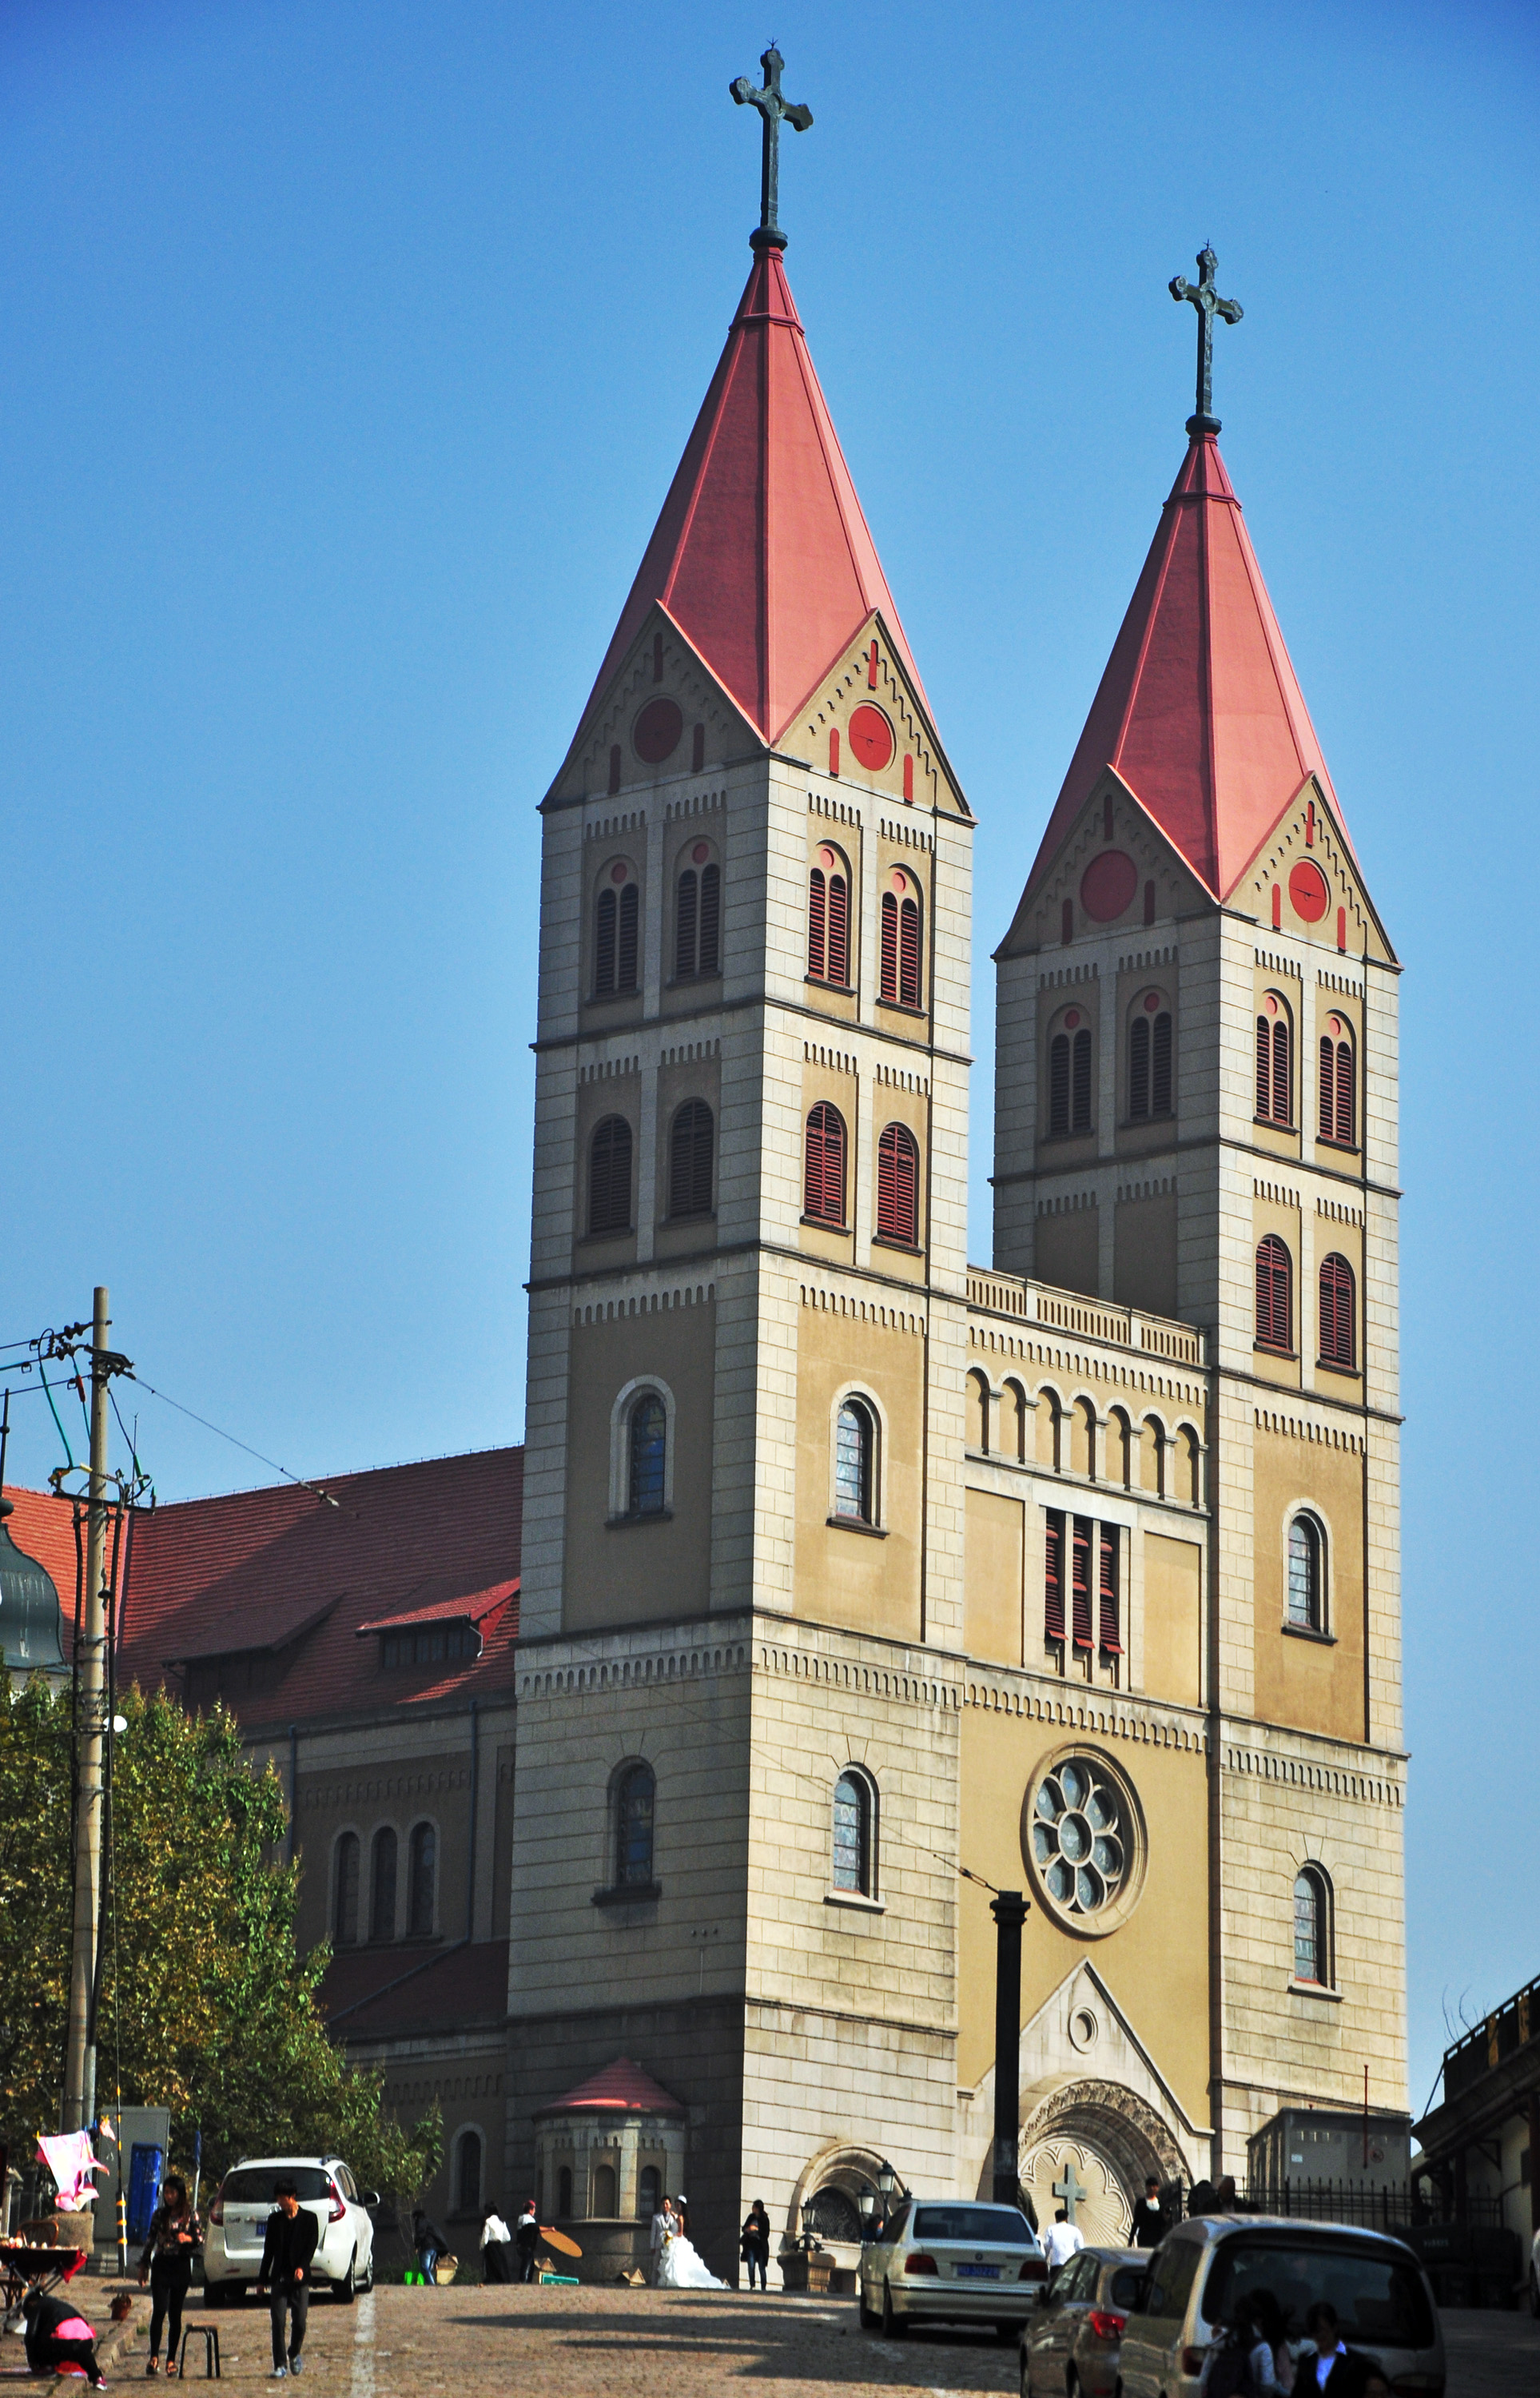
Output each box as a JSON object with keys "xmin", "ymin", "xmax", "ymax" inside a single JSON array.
[
  {"xmin": 858, "ymin": 2198, "xmax": 1046, "ymax": 2340},
  {"xmin": 203, "ymin": 2157, "xmax": 378, "ymax": 2306},
  {"xmin": 1116, "ymin": 2217, "xmax": 1445, "ymax": 2396},
  {"xmin": 1020, "ymin": 2244, "xmax": 1146, "ymax": 2395}
]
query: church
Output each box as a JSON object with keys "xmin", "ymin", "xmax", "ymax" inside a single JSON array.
[
  {"xmin": 1, "ymin": 54, "xmax": 1409, "ymax": 2285},
  {"xmin": 506, "ymin": 52, "xmax": 1407, "ymax": 2275}
]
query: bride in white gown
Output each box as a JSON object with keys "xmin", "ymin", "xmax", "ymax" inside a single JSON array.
[{"xmin": 655, "ymin": 2197, "xmax": 726, "ymax": 2289}]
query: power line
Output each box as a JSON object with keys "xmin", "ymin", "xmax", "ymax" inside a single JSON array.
[{"xmin": 125, "ymin": 1372, "xmax": 340, "ymax": 1508}]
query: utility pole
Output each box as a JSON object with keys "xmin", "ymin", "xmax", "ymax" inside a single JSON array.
[
  {"xmin": 62, "ymin": 1286, "xmax": 111, "ymax": 2134},
  {"xmin": 990, "ymin": 1889, "xmax": 1030, "ymax": 2205}
]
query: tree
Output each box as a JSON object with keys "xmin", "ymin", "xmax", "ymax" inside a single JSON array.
[{"xmin": 0, "ymin": 1675, "xmax": 440, "ymax": 2196}]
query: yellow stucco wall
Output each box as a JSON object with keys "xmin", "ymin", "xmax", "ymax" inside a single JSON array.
[
  {"xmin": 794, "ymin": 1308, "xmax": 923, "ymax": 1642},
  {"xmin": 1251, "ymin": 1428, "xmax": 1365, "ymax": 1741}
]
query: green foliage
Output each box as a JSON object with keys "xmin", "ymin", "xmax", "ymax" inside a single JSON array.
[{"xmin": 0, "ymin": 1675, "xmax": 440, "ymax": 2199}]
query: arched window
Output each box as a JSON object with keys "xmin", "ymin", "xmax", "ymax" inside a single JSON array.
[
  {"xmin": 591, "ymin": 2163, "xmax": 618, "ymax": 2217},
  {"xmin": 1129, "ymin": 1001, "xmax": 1173, "ymax": 1119},
  {"xmin": 807, "ymin": 848, "xmax": 850, "ymax": 985},
  {"xmin": 408, "ymin": 1820, "xmax": 436, "ymax": 1938},
  {"xmin": 1001, "ymin": 1379, "xmax": 1029, "ymax": 1464},
  {"xmin": 1104, "ymin": 1408, "xmax": 1131, "ymax": 1488},
  {"xmin": 557, "ymin": 2165, "xmax": 573, "ymax": 2218},
  {"xmin": 614, "ymin": 1761, "xmax": 655, "ymax": 1888},
  {"xmin": 1319, "ymin": 1253, "xmax": 1356, "ymax": 1368},
  {"xmin": 1179, "ymin": 1424, "xmax": 1202, "ymax": 1508},
  {"xmin": 588, "ymin": 1116, "xmax": 633, "ymax": 1236},
  {"xmin": 1287, "ymin": 1515, "xmax": 1323, "ymax": 1631},
  {"xmin": 668, "ymin": 1099, "xmax": 714, "ymax": 1218},
  {"xmin": 639, "ymin": 2165, "xmax": 662, "ymax": 2218},
  {"xmin": 834, "ymin": 1397, "xmax": 875, "ymax": 1524},
  {"xmin": 1319, "ymin": 1021, "xmax": 1355, "ymax": 1145},
  {"xmin": 333, "ymin": 1833, "xmax": 360, "ymax": 1946},
  {"xmin": 1293, "ymin": 1866, "xmax": 1331, "ymax": 1986},
  {"xmin": 1255, "ymin": 998, "xmax": 1292, "ymax": 1125},
  {"xmin": 675, "ymin": 859, "xmax": 721, "ymax": 979},
  {"xmin": 1049, "ymin": 1023, "xmax": 1093, "ymax": 1135},
  {"xmin": 879, "ymin": 885, "xmax": 921, "ymax": 1006},
  {"xmin": 831, "ymin": 1769, "xmax": 874, "ymax": 1896},
  {"xmin": 456, "ymin": 2129, "xmax": 482, "ymax": 2217},
  {"xmin": 369, "ymin": 1826, "xmax": 397, "ymax": 1942},
  {"xmin": 966, "ymin": 1368, "xmax": 989, "ymax": 1454},
  {"xmin": 595, "ymin": 877, "xmax": 639, "ymax": 997},
  {"xmin": 803, "ymin": 1102, "xmax": 846, "ymax": 1225},
  {"xmin": 1255, "ymin": 1235, "xmax": 1292, "ymax": 1351},
  {"xmin": 875, "ymin": 1122, "xmax": 920, "ymax": 1245},
  {"xmin": 627, "ymin": 1392, "xmax": 667, "ymax": 1516}
]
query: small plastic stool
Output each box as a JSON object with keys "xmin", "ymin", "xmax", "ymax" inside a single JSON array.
[{"xmin": 177, "ymin": 2324, "xmax": 221, "ymax": 2379}]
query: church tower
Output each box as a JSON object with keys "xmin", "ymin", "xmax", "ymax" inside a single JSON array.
[
  {"xmin": 991, "ymin": 253, "xmax": 1406, "ymax": 2173},
  {"xmin": 508, "ymin": 51, "xmax": 976, "ymax": 2257}
]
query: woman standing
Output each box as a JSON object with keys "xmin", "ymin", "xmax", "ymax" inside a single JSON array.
[{"xmin": 138, "ymin": 2173, "xmax": 202, "ymax": 2376}]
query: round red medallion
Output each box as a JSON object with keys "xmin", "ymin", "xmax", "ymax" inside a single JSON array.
[
  {"xmin": 610, "ymin": 862, "xmax": 628, "ymax": 885},
  {"xmin": 1144, "ymin": 991, "xmax": 1160, "ymax": 1013},
  {"xmin": 1064, "ymin": 1009, "xmax": 1080, "ymax": 1030},
  {"xmin": 890, "ymin": 868, "xmax": 909, "ymax": 894},
  {"xmin": 818, "ymin": 844, "xmax": 838, "ymax": 871},
  {"xmin": 1288, "ymin": 860, "xmax": 1329, "ymax": 922},
  {"xmin": 1326, "ymin": 1014, "xmax": 1342, "ymax": 1038},
  {"xmin": 848, "ymin": 703, "xmax": 895, "ymax": 773},
  {"xmin": 692, "ymin": 839, "xmax": 711, "ymax": 864},
  {"xmin": 1080, "ymin": 850, "xmax": 1138, "ymax": 922},
  {"xmin": 633, "ymin": 696, "xmax": 683, "ymax": 764}
]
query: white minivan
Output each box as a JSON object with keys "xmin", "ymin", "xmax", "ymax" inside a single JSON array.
[
  {"xmin": 1116, "ymin": 2217, "xmax": 1445, "ymax": 2396},
  {"xmin": 203, "ymin": 2157, "xmax": 378, "ymax": 2306}
]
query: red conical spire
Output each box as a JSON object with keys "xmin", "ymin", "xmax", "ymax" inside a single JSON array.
[
  {"xmin": 1025, "ymin": 429, "xmax": 1346, "ymax": 902},
  {"xmin": 577, "ymin": 249, "xmax": 928, "ymax": 748}
]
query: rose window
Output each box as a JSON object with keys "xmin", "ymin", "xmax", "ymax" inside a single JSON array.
[{"xmin": 1029, "ymin": 1758, "xmax": 1128, "ymax": 1917}]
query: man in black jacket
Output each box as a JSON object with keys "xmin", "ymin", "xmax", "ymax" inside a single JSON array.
[
  {"xmin": 1131, "ymin": 2176, "xmax": 1166, "ymax": 2247},
  {"xmin": 1302, "ymin": 2302, "xmax": 1393, "ymax": 2396},
  {"xmin": 257, "ymin": 2179, "xmax": 320, "ymax": 2379}
]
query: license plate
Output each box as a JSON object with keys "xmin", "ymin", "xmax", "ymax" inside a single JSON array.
[{"xmin": 955, "ymin": 2264, "xmax": 1000, "ymax": 2280}]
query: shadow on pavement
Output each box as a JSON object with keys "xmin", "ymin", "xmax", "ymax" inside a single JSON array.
[{"xmin": 448, "ymin": 2294, "xmax": 1021, "ymax": 2384}]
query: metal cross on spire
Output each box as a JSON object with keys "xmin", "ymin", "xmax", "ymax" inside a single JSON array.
[
  {"xmin": 1169, "ymin": 245, "xmax": 1243, "ymax": 435},
  {"xmin": 730, "ymin": 44, "xmax": 813, "ymax": 252}
]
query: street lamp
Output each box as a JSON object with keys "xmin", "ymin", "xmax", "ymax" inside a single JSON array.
[
  {"xmin": 858, "ymin": 2188, "xmax": 876, "ymax": 2241},
  {"xmin": 877, "ymin": 2161, "xmax": 897, "ymax": 2201}
]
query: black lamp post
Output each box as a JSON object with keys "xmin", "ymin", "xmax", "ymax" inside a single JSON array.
[{"xmin": 991, "ymin": 1890, "xmax": 1031, "ymax": 2205}]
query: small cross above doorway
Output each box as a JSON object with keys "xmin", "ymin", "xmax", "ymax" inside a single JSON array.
[{"xmin": 1053, "ymin": 2160, "xmax": 1088, "ymax": 2222}]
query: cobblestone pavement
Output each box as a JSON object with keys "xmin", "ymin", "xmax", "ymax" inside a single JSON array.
[
  {"xmin": 100, "ymin": 2284, "xmax": 1025, "ymax": 2395},
  {"xmin": 78, "ymin": 2284, "xmax": 1540, "ymax": 2396}
]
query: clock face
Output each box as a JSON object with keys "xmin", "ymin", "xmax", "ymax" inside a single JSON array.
[
  {"xmin": 1288, "ymin": 860, "xmax": 1329, "ymax": 922},
  {"xmin": 633, "ymin": 697, "xmax": 683, "ymax": 764},
  {"xmin": 1079, "ymin": 850, "xmax": 1138, "ymax": 922},
  {"xmin": 848, "ymin": 703, "xmax": 894, "ymax": 772}
]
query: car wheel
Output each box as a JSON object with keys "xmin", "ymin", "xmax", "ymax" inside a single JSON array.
[
  {"xmin": 333, "ymin": 2248, "xmax": 357, "ymax": 2306},
  {"xmin": 360, "ymin": 2250, "xmax": 375, "ymax": 2296},
  {"xmin": 858, "ymin": 2280, "xmax": 880, "ymax": 2330},
  {"xmin": 881, "ymin": 2280, "xmax": 906, "ymax": 2338}
]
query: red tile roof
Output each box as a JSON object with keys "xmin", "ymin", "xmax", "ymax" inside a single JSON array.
[
  {"xmin": 2, "ymin": 1447, "xmax": 523, "ymax": 1730},
  {"xmin": 571, "ymin": 247, "xmax": 929, "ymax": 755},
  {"xmin": 536, "ymin": 2057, "xmax": 686, "ymax": 2117},
  {"xmin": 1021, "ymin": 429, "xmax": 1348, "ymax": 906},
  {"xmin": 354, "ymin": 1577, "xmax": 517, "ymax": 1635}
]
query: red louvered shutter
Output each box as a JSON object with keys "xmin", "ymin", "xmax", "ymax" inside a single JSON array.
[
  {"xmin": 1319, "ymin": 1035, "xmax": 1334, "ymax": 1139},
  {"xmin": 618, "ymin": 883, "xmax": 639, "ymax": 991},
  {"xmin": 1099, "ymin": 1526, "xmax": 1121, "ymax": 1654},
  {"xmin": 1045, "ymin": 1512, "xmax": 1064, "ymax": 1641},
  {"xmin": 827, "ymin": 874, "xmax": 849, "ymax": 985},
  {"xmin": 1335, "ymin": 1042, "xmax": 1354, "ymax": 1145},
  {"xmin": 1072, "ymin": 1517, "xmax": 1093, "ymax": 1648},
  {"xmin": 877, "ymin": 1124, "xmax": 918, "ymax": 1244},
  {"xmin": 1255, "ymin": 1018, "xmax": 1271, "ymax": 1116},
  {"xmin": 1319, "ymin": 1254, "xmax": 1355, "ymax": 1367},
  {"xmin": 880, "ymin": 892, "xmax": 898, "ymax": 1000},
  {"xmin": 805, "ymin": 1104, "xmax": 845, "ymax": 1224},
  {"xmin": 1272, "ymin": 1018, "xmax": 1290, "ymax": 1124},
  {"xmin": 807, "ymin": 869, "xmax": 826, "ymax": 979},
  {"xmin": 675, "ymin": 870, "xmax": 698, "ymax": 979},
  {"xmin": 1050, "ymin": 1035, "xmax": 1071, "ymax": 1134},
  {"xmin": 595, "ymin": 888, "xmax": 617, "ymax": 997},
  {"xmin": 1129, "ymin": 1016, "xmax": 1150, "ymax": 1119},
  {"xmin": 899, "ymin": 898, "xmax": 921, "ymax": 1006},
  {"xmin": 698, "ymin": 863, "xmax": 720, "ymax": 977},
  {"xmin": 1152, "ymin": 1012, "xmax": 1172, "ymax": 1115},
  {"xmin": 1256, "ymin": 1235, "xmax": 1291, "ymax": 1349}
]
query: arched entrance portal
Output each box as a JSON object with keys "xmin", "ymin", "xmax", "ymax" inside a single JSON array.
[{"xmin": 1020, "ymin": 2080, "xmax": 1189, "ymax": 2247}]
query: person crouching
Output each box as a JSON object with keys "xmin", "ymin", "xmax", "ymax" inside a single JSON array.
[{"xmin": 22, "ymin": 2288, "xmax": 105, "ymax": 2387}]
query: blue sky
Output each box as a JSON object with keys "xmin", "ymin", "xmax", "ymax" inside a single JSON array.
[{"xmin": 2, "ymin": 0, "xmax": 1535, "ymax": 2122}]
